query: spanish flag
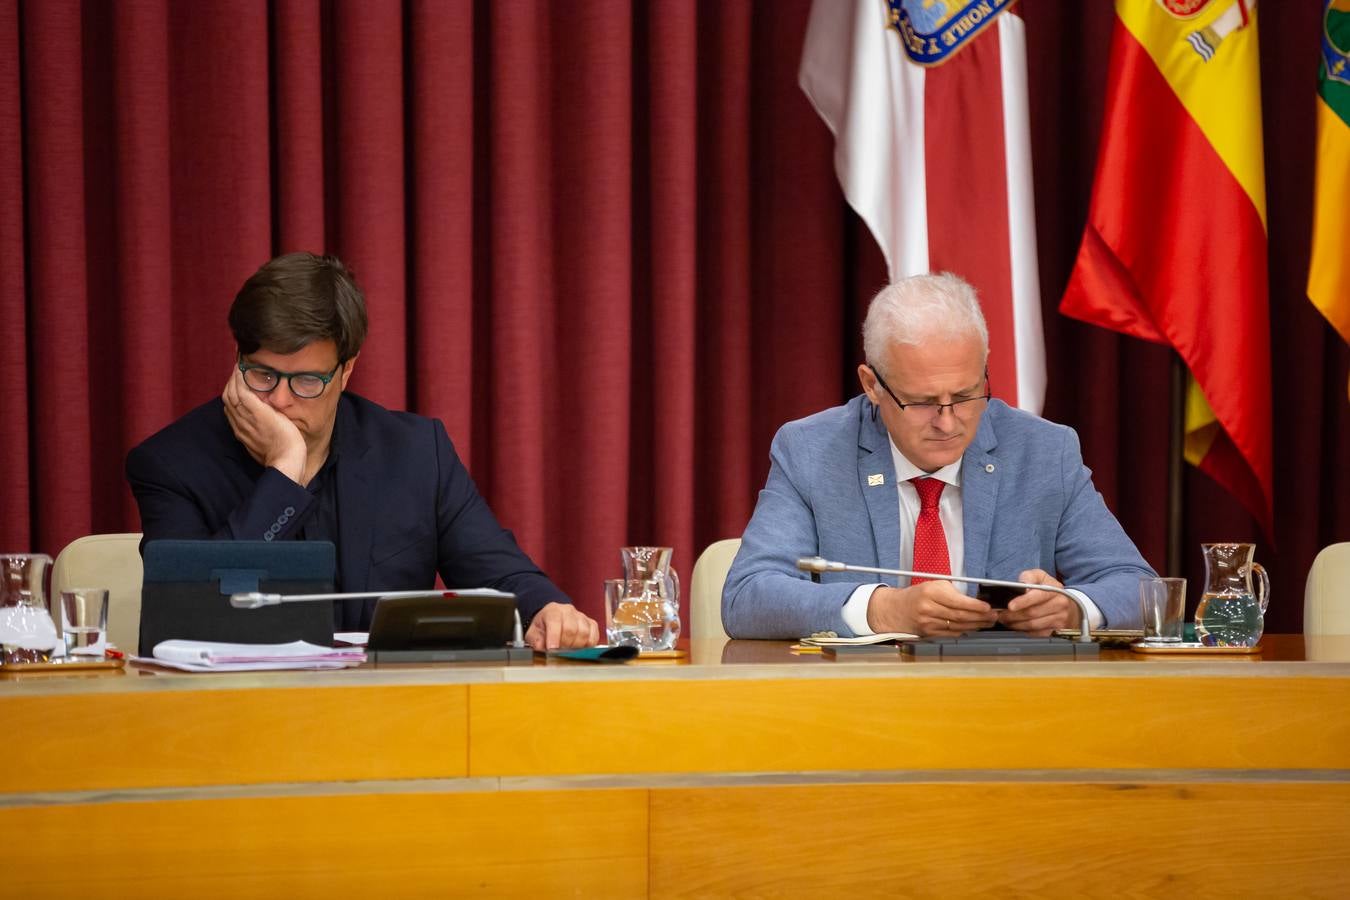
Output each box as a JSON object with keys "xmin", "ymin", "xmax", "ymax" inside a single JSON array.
[
  {"xmin": 1310, "ymin": 0, "xmax": 1350, "ymax": 391},
  {"xmin": 1061, "ymin": 0, "xmax": 1273, "ymax": 536}
]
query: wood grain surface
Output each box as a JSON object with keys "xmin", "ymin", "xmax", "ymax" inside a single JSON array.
[
  {"xmin": 468, "ymin": 676, "xmax": 1350, "ymax": 776},
  {"xmin": 3, "ymin": 684, "xmax": 469, "ymax": 792},
  {"xmin": 650, "ymin": 782, "xmax": 1350, "ymax": 898},
  {"xmin": 3, "ymin": 789, "xmax": 648, "ymax": 897}
]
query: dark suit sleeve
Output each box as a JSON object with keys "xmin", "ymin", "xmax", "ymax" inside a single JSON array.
[
  {"xmin": 126, "ymin": 441, "xmax": 315, "ymax": 547},
  {"xmin": 430, "ymin": 420, "xmax": 570, "ymax": 624}
]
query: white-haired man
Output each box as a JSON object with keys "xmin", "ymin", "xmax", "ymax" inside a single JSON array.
[{"xmin": 722, "ymin": 272, "xmax": 1154, "ymax": 640}]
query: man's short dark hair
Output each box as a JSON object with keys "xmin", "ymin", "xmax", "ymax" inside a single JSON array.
[{"xmin": 228, "ymin": 252, "xmax": 368, "ymax": 362}]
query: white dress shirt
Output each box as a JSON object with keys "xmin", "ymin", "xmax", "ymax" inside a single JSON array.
[{"xmin": 840, "ymin": 437, "xmax": 1103, "ymax": 634}]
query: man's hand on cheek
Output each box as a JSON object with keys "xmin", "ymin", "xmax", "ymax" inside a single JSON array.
[{"xmin": 222, "ymin": 368, "xmax": 307, "ymax": 483}]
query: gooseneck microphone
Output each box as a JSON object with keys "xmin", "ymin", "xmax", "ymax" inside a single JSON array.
[
  {"xmin": 229, "ymin": 589, "xmax": 453, "ymax": 609},
  {"xmin": 794, "ymin": 556, "xmax": 1093, "ymax": 643},
  {"xmin": 230, "ymin": 589, "xmax": 528, "ymax": 648}
]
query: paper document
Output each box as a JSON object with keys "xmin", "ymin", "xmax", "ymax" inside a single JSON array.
[{"xmin": 135, "ymin": 639, "xmax": 366, "ymax": 672}]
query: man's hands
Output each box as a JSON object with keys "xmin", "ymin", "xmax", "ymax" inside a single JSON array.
[
  {"xmin": 524, "ymin": 601, "xmax": 600, "ymax": 651},
  {"xmin": 865, "ymin": 569, "xmax": 1081, "ymax": 638},
  {"xmin": 998, "ymin": 569, "xmax": 1081, "ymax": 636},
  {"xmin": 222, "ymin": 368, "xmax": 307, "ymax": 484},
  {"xmin": 867, "ymin": 581, "xmax": 998, "ymax": 637}
]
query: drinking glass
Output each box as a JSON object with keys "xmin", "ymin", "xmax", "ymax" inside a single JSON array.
[
  {"xmin": 1140, "ymin": 577, "xmax": 1186, "ymax": 643},
  {"xmin": 61, "ymin": 588, "xmax": 109, "ymax": 657}
]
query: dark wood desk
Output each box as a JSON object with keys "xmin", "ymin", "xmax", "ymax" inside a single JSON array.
[{"xmin": 4, "ymin": 635, "xmax": 1349, "ymax": 896}]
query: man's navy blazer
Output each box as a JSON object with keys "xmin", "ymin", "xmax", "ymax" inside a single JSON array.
[{"xmin": 126, "ymin": 393, "xmax": 568, "ymax": 630}]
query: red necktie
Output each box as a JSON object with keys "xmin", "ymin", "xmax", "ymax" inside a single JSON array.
[{"xmin": 910, "ymin": 477, "xmax": 950, "ymax": 583}]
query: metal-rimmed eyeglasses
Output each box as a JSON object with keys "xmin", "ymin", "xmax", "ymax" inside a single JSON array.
[
  {"xmin": 869, "ymin": 366, "xmax": 991, "ymax": 418},
  {"xmin": 237, "ymin": 360, "xmax": 342, "ymax": 399}
]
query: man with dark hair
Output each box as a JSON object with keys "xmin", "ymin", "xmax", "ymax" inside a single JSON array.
[{"xmin": 127, "ymin": 252, "xmax": 597, "ymax": 649}]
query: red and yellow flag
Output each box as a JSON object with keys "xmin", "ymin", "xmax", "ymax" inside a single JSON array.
[
  {"xmin": 1061, "ymin": 0, "xmax": 1272, "ymax": 535},
  {"xmin": 1310, "ymin": 0, "xmax": 1350, "ymax": 392}
]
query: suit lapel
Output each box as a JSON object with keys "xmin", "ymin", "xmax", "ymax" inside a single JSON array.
[
  {"xmin": 857, "ymin": 401, "xmax": 901, "ymax": 578},
  {"xmin": 960, "ymin": 403, "xmax": 1001, "ymax": 579},
  {"xmin": 333, "ymin": 397, "xmax": 374, "ymax": 597},
  {"xmin": 218, "ymin": 400, "xmax": 264, "ymax": 481}
]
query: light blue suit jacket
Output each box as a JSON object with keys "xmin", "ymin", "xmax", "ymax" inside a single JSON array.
[{"xmin": 722, "ymin": 396, "xmax": 1155, "ymax": 638}]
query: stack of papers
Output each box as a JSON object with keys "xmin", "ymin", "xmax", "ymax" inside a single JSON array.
[{"xmin": 137, "ymin": 640, "xmax": 366, "ymax": 672}]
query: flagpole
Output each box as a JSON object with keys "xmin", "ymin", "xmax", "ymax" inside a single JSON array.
[{"xmin": 1167, "ymin": 352, "xmax": 1186, "ymax": 577}]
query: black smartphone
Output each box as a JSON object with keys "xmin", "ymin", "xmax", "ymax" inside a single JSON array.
[{"xmin": 976, "ymin": 584, "xmax": 1025, "ymax": 609}]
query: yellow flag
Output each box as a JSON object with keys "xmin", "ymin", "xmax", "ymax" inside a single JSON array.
[{"xmin": 1310, "ymin": 0, "xmax": 1350, "ymax": 400}]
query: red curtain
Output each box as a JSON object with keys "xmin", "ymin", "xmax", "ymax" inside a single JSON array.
[{"xmin": 1, "ymin": 0, "xmax": 1345, "ymax": 631}]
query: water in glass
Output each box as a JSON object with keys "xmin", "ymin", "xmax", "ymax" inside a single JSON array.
[{"xmin": 1194, "ymin": 543, "xmax": 1269, "ymax": 648}]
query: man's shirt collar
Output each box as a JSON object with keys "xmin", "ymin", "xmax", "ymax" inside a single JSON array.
[{"xmin": 889, "ymin": 439, "xmax": 962, "ymax": 488}]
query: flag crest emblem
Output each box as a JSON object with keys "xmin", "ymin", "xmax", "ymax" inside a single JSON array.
[
  {"xmin": 1325, "ymin": 1, "xmax": 1350, "ymax": 87},
  {"xmin": 886, "ymin": 0, "xmax": 1019, "ymax": 66},
  {"xmin": 1156, "ymin": 0, "xmax": 1214, "ymax": 19}
]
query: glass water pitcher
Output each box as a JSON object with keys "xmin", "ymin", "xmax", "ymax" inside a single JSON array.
[
  {"xmin": 0, "ymin": 553, "xmax": 57, "ymax": 663},
  {"xmin": 608, "ymin": 546, "xmax": 681, "ymax": 651},
  {"xmin": 1194, "ymin": 543, "xmax": 1269, "ymax": 648}
]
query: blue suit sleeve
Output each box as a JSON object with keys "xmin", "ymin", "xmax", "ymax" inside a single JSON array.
[
  {"xmin": 1053, "ymin": 428, "xmax": 1156, "ymax": 628},
  {"xmin": 430, "ymin": 420, "xmax": 570, "ymax": 625},
  {"xmin": 722, "ymin": 426, "xmax": 865, "ymax": 639}
]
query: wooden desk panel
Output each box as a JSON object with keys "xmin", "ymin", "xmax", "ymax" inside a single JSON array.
[
  {"xmin": 650, "ymin": 782, "xmax": 1350, "ymax": 897},
  {"xmin": 4, "ymin": 636, "xmax": 1349, "ymax": 895},
  {"xmin": 469, "ymin": 676, "xmax": 1350, "ymax": 776},
  {"xmin": 1, "ymin": 683, "xmax": 469, "ymax": 792},
  {"xmin": 3, "ymin": 789, "xmax": 647, "ymax": 898}
]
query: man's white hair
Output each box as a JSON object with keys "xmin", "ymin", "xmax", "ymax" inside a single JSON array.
[{"xmin": 862, "ymin": 272, "xmax": 990, "ymax": 374}]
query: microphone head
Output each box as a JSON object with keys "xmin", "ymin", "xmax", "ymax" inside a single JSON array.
[
  {"xmin": 229, "ymin": 592, "xmax": 278, "ymax": 609},
  {"xmin": 796, "ymin": 556, "xmax": 830, "ymax": 573}
]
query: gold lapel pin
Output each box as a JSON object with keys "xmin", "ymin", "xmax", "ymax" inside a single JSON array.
[{"xmin": 867, "ymin": 474, "xmax": 885, "ymax": 486}]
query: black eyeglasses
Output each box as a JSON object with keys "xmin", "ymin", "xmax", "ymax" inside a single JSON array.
[
  {"xmin": 238, "ymin": 360, "xmax": 342, "ymax": 400},
  {"xmin": 869, "ymin": 366, "xmax": 991, "ymax": 419}
]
